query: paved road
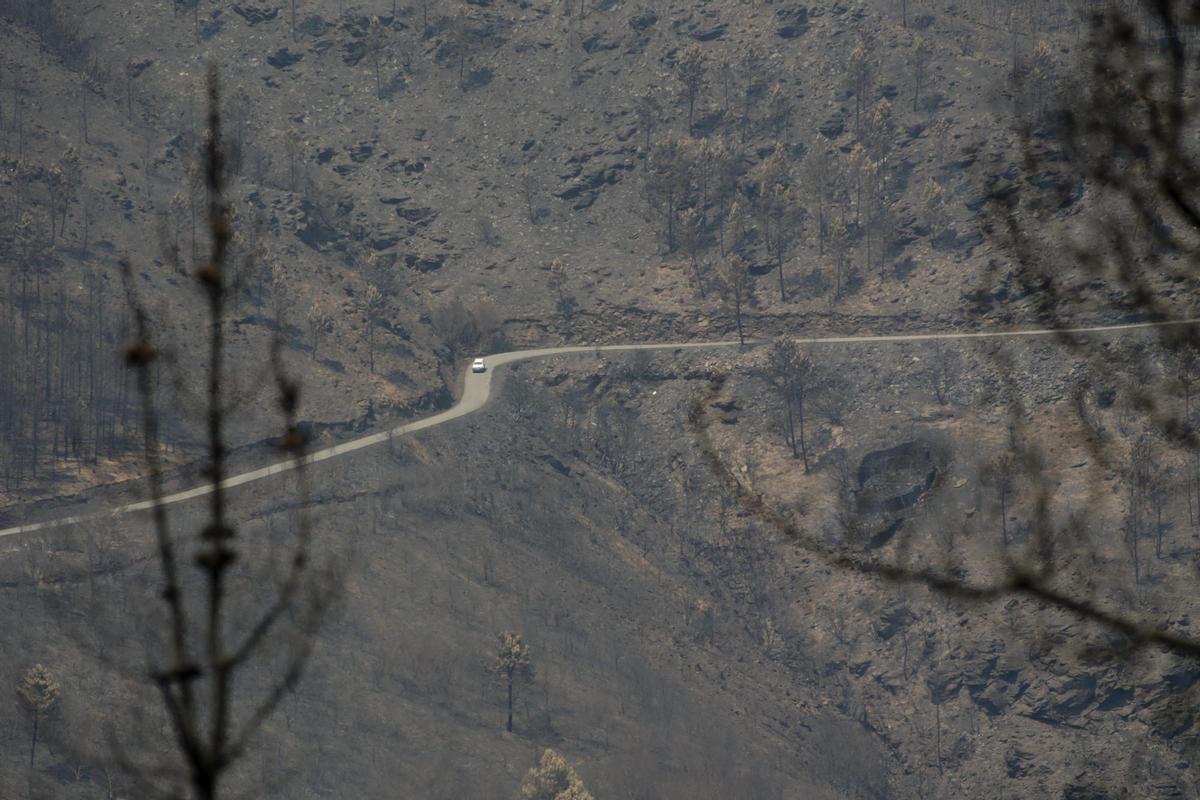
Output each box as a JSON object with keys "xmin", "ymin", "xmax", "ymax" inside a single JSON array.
[{"xmin": 0, "ymin": 318, "xmax": 1192, "ymax": 539}]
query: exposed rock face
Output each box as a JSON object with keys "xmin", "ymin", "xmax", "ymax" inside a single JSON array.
[
  {"xmin": 294, "ymin": 200, "xmax": 343, "ymax": 250},
  {"xmin": 267, "ymin": 48, "xmax": 304, "ymax": 70},
  {"xmin": 1027, "ymin": 674, "xmax": 1097, "ymax": 724},
  {"xmin": 554, "ymin": 153, "xmax": 634, "ymax": 211},
  {"xmin": 776, "ymin": 6, "xmax": 809, "ymax": 38},
  {"xmin": 857, "ymin": 440, "xmax": 937, "ymax": 513},
  {"xmin": 232, "ymin": 5, "xmax": 278, "ymax": 26}
]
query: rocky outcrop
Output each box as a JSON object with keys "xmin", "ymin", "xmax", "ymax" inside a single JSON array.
[
  {"xmin": 555, "ymin": 152, "xmax": 635, "ymax": 211},
  {"xmin": 232, "ymin": 5, "xmax": 278, "ymax": 25},
  {"xmin": 775, "ymin": 6, "xmax": 809, "ymax": 38},
  {"xmin": 267, "ymin": 48, "xmax": 304, "ymax": 70},
  {"xmin": 857, "ymin": 440, "xmax": 937, "ymax": 513}
]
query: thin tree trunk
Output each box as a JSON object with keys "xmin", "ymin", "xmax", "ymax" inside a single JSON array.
[
  {"xmin": 935, "ymin": 703, "xmax": 943, "ymax": 775},
  {"xmin": 734, "ymin": 295, "xmax": 744, "ymax": 345},
  {"xmin": 1000, "ymin": 486, "xmax": 1009, "ymax": 546},
  {"xmin": 784, "ymin": 390, "xmax": 797, "ymax": 458},
  {"xmin": 29, "ymin": 710, "xmax": 38, "ymax": 768},
  {"xmin": 506, "ymin": 674, "xmax": 514, "ymax": 732},
  {"xmin": 797, "ymin": 390, "xmax": 809, "ymax": 472}
]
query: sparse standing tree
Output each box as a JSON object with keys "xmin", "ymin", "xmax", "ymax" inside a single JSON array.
[
  {"xmin": 1126, "ymin": 434, "xmax": 1154, "ymax": 585},
  {"xmin": 643, "ymin": 135, "xmax": 687, "ymax": 251},
  {"xmin": 493, "ymin": 632, "xmax": 533, "ymax": 733},
  {"xmin": 80, "ymin": 191, "xmax": 93, "ymax": 257},
  {"xmin": 979, "ymin": 450, "xmax": 1017, "ymax": 544},
  {"xmin": 924, "ymin": 340, "xmax": 957, "ymax": 406},
  {"xmin": 78, "ymin": 80, "xmax": 90, "ymax": 147},
  {"xmin": 548, "ymin": 257, "xmax": 567, "ymax": 299},
  {"xmin": 284, "ymin": 128, "xmax": 302, "ymax": 193},
  {"xmin": 767, "ymin": 337, "xmax": 815, "ymax": 471},
  {"xmin": 713, "ymin": 138, "xmax": 741, "ymax": 234},
  {"xmin": 678, "ymin": 206, "xmax": 707, "ymax": 297},
  {"xmin": 367, "ymin": 16, "xmax": 390, "ymax": 100},
  {"xmin": 830, "ymin": 217, "xmax": 850, "ymax": 301},
  {"xmin": 360, "ymin": 285, "xmax": 385, "ymax": 373},
  {"xmin": 723, "ymin": 197, "xmax": 749, "ymax": 257},
  {"xmin": 929, "ymin": 116, "xmax": 951, "ymax": 168},
  {"xmin": 912, "ymin": 37, "xmax": 932, "ymax": 112},
  {"xmin": 635, "ymin": 87, "xmax": 661, "ymax": 153},
  {"xmin": 805, "ymin": 144, "xmax": 831, "ymax": 254},
  {"xmin": 451, "ymin": 10, "xmax": 473, "ymax": 89},
  {"xmin": 45, "ymin": 164, "xmax": 65, "ymax": 244},
  {"xmin": 766, "ymin": 83, "xmax": 792, "ymax": 136},
  {"xmin": 847, "ymin": 143, "xmax": 868, "ymax": 226},
  {"xmin": 922, "ymin": 177, "xmax": 946, "ymax": 238},
  {"xmin": 270, "ymin": 261, "xmax": 288, "ymax": 326},
  {"xmin": 16, "ymin": 664, "xmax": 60, "ymax": 768},
  {"xmin": 125, "ymin": 60, "xmax": 138, "ymax": 122},
  {"xmin": 864, "ymin": 97, "xmax": 896, "ymax": 162},
  {"xmin": 675, "ymin": 44, "xmax": 706, "ymax": 134},
  {"xmin": 188, "ymin": 158, "xmax": 203, "ymax": 260},
  {"xmin": 771, "ymin": 185, "xmax": 803, "ymax": 303},
  {"xmin": 519, "ymin": 166, "xmax": 539, "ymax": 223},
  {"xmin": 518, "ymin": 749, "xmax": 594, "ymax": 800},
  {"xmin": 717, "ymin": 254, "xmax": 750, "ymax": 345},
  {"xmin": 419, "ymin": 0, "xmax": 434, "ymax": 38},
  {"xmin": 738, "ymin": 45, "xmax": 765, "ymax": 143},
  {"xmin": 307, "ymin": 302, "xmax": 333, "ymax": 361},
  {"xmin": 849, "ymin": 44, "xmax": 875, "ymax": 137}
]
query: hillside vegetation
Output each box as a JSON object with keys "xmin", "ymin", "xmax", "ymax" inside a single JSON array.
[{"xmin": 0, "ymin": 1, "xmax": 1187, "ymax": 799}]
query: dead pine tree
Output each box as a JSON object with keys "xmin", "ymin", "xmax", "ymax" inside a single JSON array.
[
  {"xmin": 16, "ymin": 664, "xmax": 60, "ymax": 769},
  {"xmin": 493, "ymin": 631, "xmax": 533, "ymax": 733},
  {"xmin": 120, "ymin": 67, "xmax": 334, "ymax": 800},
  {"xmin": 717, "ymin": 254, "xmax": 750, "ymax": 345},
  {"xmin": 766, "ymin": 337, "xmax": 815, "ymax": 472},
  {"xmin": 675, "ymin": 44, "xmax": 705, "ymax": 134}
]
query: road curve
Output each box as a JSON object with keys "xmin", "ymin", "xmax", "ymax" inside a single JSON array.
[{"xmin": 0, "ymin": 318, "xmax": 1193, "ymax": 540}]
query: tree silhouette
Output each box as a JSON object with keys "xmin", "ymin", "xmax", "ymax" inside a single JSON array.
[
  {"xmin": 675, "ymin": 44, "xmax": 705, "ymax": 134},
  {"xmin": 766, "ymin": 338, "xmax": 814, "ymax": 471},
  {"xmin": 717, "ymin": 254, "xmax": 750, "ymax": 345},
  {"xmin": 122, "ymin": 67, "xmax": 334, "ymax": 800},
  {"xmin": 493, "ymin": 631, "xmax": 533, "ymax": 733},
  {"xmin": 517, "ymin": 749, "xmax": 593, "ymax": 800},
  {"xmin": 16, "ymin": 664, "xmax": 60, "ymax": 768}
]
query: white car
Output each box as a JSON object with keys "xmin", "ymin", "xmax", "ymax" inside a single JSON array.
[{"xmin": 471, "ymin": 358, "xmax": 487, "ymax": 373}]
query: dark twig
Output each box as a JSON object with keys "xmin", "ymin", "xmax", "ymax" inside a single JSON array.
[{"xmin": 121, "ymin": 66, "xmax": 331, "ymax": 800}]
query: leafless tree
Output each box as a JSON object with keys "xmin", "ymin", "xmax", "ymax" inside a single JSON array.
[
  {"xmin": 675, "ymin": 44, "xmax": 705, "ymax": 134},
  {"xmin": 493, "ymin": 632, "xmax": 533, "ymax": 733},
  {"xmin": 717, "ymin": 255, "xmax": 751, "ymax": 345},
  {"xmin": 848, "ymin": 43, "xmax": 875, "ymax": 138},
  {"xmin": 635, "ymin": 87, "xmax": 661, "ymax": 152},
  {"xmin": 519, "ymin": 166, "xmax": 539, "ymax": 223},
  {"xmin": 911, "ymin": 37, "xmax": 932, "ymax": 112},
  {"xmin": 766, "ymin": 338, "xmax": 815, "ymax": 472},
  {"xmin": 678, "ymin": 206, "xmax": 707, "ymax": 297},
  {"xmin": 120, "ymin": 68, "xmax": 335, "ymax": 800}
]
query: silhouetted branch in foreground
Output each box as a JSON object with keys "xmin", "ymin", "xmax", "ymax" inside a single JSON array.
[{"xmin": 120, "ymin": 66, "xmax": 336, "ymax": 800}]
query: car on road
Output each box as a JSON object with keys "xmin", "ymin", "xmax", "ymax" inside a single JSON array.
[{"xmin": 472, "ymin": 358, "xmax": 487, "ymax": 373}]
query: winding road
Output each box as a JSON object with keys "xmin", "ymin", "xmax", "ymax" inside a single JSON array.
[{"xmin": 0, "ymin": 318, "xmax": 1192, "ymax": 540}]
